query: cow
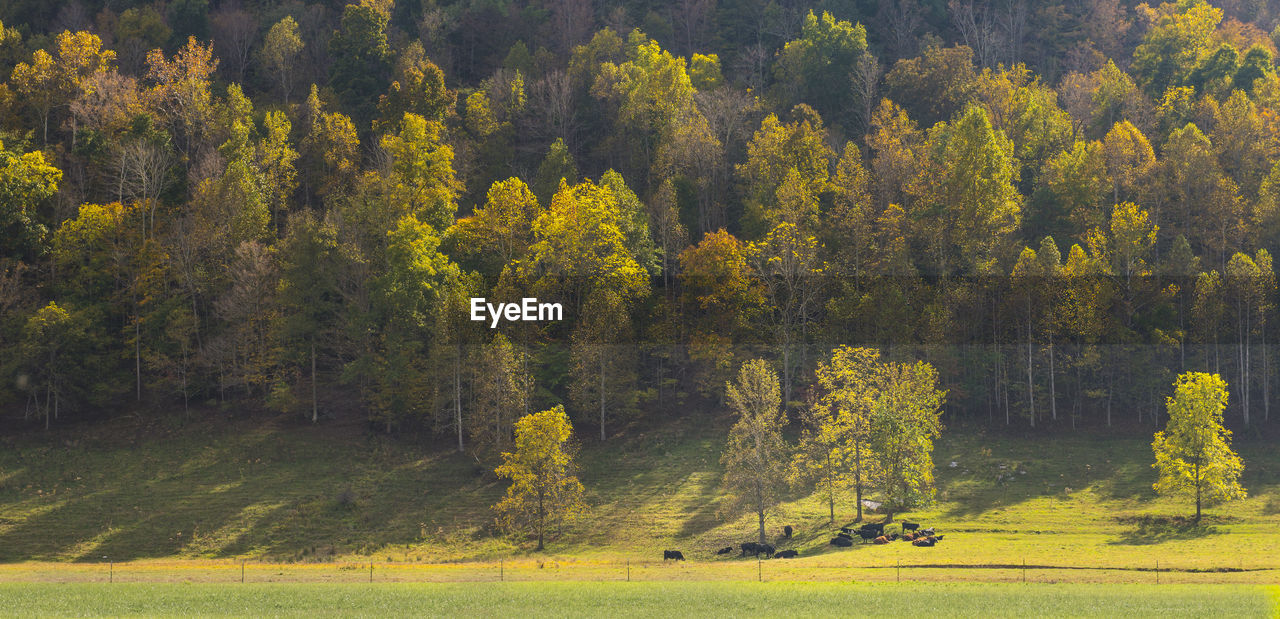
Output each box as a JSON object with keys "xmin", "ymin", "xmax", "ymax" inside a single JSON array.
[
  {"xmin": 901, "ymin": 521, "xmax": 920, "ymax": 532},
  {"xmin": 920, "ymin": 528, "xmax": 936, "ymax": 537},
  {"xmin": 830, "ymin": 536, "xmax": 853, "ymax": 547},
  {"xmin": 836, "ymin": 532, "xmax": 853, "ymax": 540},
  {"xmin": 912, "ymin": 535, "xmax": 945, "ymax": 548},
  {"xmin": 663, "ymin": 550, "xmax": 685, "ymax": 561},
  {"xmin": 716, "ymin": 546, "xmax": 733, "ymax": 555},
  {"xmin": 857, "ymin": 529, "xmax": 879, "ymax": 543},
  {"xmin": 873, "ymin": 533, "xmax": 898, "ymax": 544},
  {"xmin": 783, "ymin": 525, "xmax": 793, "ymax": 539},
  {"xmin": 741, "ymin": 542, "xmax": 775, "ymax": 557},
  {"xmin": 774, "ymin": 550, "xmax": 798, "ymax": 559},
  {"xmin": 902, "ymin": 532, "xmax": 918, "ymax": 541},
  {"xmin": 855, "ymin": 523, "xmax": 885, "ymax": 536}
]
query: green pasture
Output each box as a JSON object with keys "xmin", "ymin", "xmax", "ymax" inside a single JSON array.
[{"xmin": 0, "ymin": 582, "xmax": 1272, "ymax": 617}]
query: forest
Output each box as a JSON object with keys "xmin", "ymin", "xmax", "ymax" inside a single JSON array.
[{"xmin": 2, "ymin": 0, "xmax": 1280, "ymax": 448}]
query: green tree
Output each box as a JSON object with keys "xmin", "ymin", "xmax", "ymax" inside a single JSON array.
[
  {"xmin": 330, "ymin": 0, "xmax": 394, "ymax": 127},
  {"xmin": 377, "ymin": 41, "xmax": 455, "ymax": 128},
  {"xmin": 1152, "ymin": 372, "xmax": 1246, "ymax": 523},
  {"xmin": 20, "ymin": 302, "xmax": 88, "ymax": 429},
  {"xmin": 720, "ymin": 358, "xmax": 789, "ymax": 545},
  {"xmin": 366, "ymin": 215, "xmax": 459, "ymax": 432},
  {"xmin": 1131, "ymin": 0, "xmax": 1223, "ymax": 96},
  {"xmin": 494, "ymin": 405, "xmax": 588, "ymax": 551},
  {"xmin": 471, "ymin": 333, "xmax": 530, "ymax": 454},
  {"xmin": 275, "ymin": 212, "xmax": 343, "ymax": 423},
  {"xmin": 772, "ymin": 11, "xmax": 868, "ymax": 124},
  {"xmin": 869, "ymin": 360, "xmax": 947, "ymax": 521},
  {"xmin": 258, "ymin": 16, "xmax": 304, "ymax": 104}
]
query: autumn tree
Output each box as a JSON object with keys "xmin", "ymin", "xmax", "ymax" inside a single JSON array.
[
  {"xmin": 0, "ymin": 140, "xmax": 62, "ymax": 259},
  {"xmin": 792, "ymin": 346, "xmax": 880, "ymax": 523},
  {"xmin": 494, "ymin": 405, "xmax": 587, "ymax": 551},
  {"xmin": 720, "ymin": 358, "xmax": 789, "ymax": 545},
  {"xmin": 1152, "ymin": 372, "xmax": 1246, "ymax": 523}
]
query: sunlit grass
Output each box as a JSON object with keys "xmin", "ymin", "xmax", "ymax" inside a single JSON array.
[
  {"xmin": 0, "ymin": 582, "xmax": 1271, "ymax": 617},
  {"xmin": 0, "ymin": 412, "xmax": 1277, "ymax": 581}
]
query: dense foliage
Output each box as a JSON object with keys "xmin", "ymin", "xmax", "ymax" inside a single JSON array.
[{"xmin": 3, "ymin": 0, "xmax": 1280, "ymax": 446}]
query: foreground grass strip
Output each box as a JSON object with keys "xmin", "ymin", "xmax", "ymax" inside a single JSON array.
[{"xmin": 0, "ymin": 582, "xmax": 1272, "ymax": 617}]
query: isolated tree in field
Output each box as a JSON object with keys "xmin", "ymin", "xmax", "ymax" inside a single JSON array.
[
  {"xmin": 791, "ymin": 346, "xmax": 881, "ymax": 523},
  {"xmin": 721, "ymin": 358, "xmax": 789, "ymax": 545},
  {"xmin": 869, "ymin": 361, "xmax": 946, "ymax": 521},
  {"xmin": 494, "ymin": 405, "xmax": 587, "ymax": 551},
  {"xmin": 1152, "ymin": 372, "xmax": 1246, "ymax": 523}
]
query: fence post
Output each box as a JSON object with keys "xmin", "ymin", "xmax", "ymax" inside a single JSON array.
[
  {"xmin": 1022, "ymin": 558, "xmax": 1026, "ymax": 583},
  {"xmin": 500, "ymin": 559, "xmax": 504, "ymax": 582},
  {"xmin": 1155, "ymin": 559, "xmax": 1159, "ymax": 585},
  {"xmin": 241, "ymin": 559, "xmax": 245, "ymax": 583},
  {"xmin": 108, "ymin": 559, "xmax": 113, "ymax": 584},
  {"xmin": 896, "ymin": 559, "xmax": 900, "ymax": 583},
  {"xmin": 626, "ymin": 559, "xmax": 630, "ymax": 582},
  {"xmin": 370, "ymin": 561, "xmax": 373, "ymax": 583}
]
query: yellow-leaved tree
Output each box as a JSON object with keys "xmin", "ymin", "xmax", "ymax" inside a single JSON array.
[
  {"xmin": 791, "ymin": 346, "xmax": 880, "ymax": 524},
  {"xmin": 1152, "ymin": 372, "xmax": 1246, "ymax": 523},
  {"xmin": 720, "ymin": 358, "xmax": 790, "ymax": 545},
  {"xmin": 494, "ymin": 405, "xmax": 587, "ymax": 550}
]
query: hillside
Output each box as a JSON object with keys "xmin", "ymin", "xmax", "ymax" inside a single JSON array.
[{"xmin": 2, "ymin": 411, "xmax": 1278, "ymax": 572}]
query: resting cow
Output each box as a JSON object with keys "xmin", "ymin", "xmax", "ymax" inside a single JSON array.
[
  {"xmin": 873, "ymin": 533, "xmax": 898, "ymax": 544},
  {"xmin": 663, "ymin": 550, "xmax": 685, "ymax": 560},
  {"xmin": 774, "ymin": 550, "xmax": 798, "ymax": 559},
  {"xmin": 830, "ymin": 536, "xmax": 853, "ymax": 547},
  {"xmin": 716, "ymin": 546, "xmax": 733, "ymax": 555}
]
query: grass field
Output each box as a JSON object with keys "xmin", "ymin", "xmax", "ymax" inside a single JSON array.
[
  {"xmin": 1, "ymin": 411, "xmax": 1279, "ymax": 584},
  {"xmin": 0, "ymin": 582, "xmax": 1273, "ymax": 617}
]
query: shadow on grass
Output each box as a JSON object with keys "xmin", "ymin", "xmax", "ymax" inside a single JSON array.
[{"xmin": 1106, "ymin": 515, "xmax": 1227, "ymax": 546}]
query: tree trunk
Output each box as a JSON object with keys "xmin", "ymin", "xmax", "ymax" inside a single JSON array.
[
  {"xmin": 455, "ymin": 350, "xmax": 464, "ymax": 452},
  {"xmin": 854, "ymin": 441, "xmax": 864, "ymax": 523},
  {"xmin": 599, "ymin": 352, "xmax": 606, "ymax": 441},
  {"xmin": 1048, "ymin": 336, "xmax": 1056, "ymax": 421},
  {"xmin": 1026, "ymin": 316, "xmax": 1035, "ymax": 428},
  {"xmin": 310, "ymin": 339, "xmax": 318, "ymax": 423},
  {"xmin": 757, "ymin": 508, "xmax": 766, "ymax": 545},
  {"xmin": 826, "ymin": 451, "xmax": 834, "ymax": 523}
]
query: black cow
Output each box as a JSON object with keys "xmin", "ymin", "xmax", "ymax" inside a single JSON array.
[
  {"xmin": 902, "ymin": 521, "xmax": 920, "ymax": 532},
  {"xmin": 774, "ymin": 550, "xmax": 798, "ymax": 559},
  {"xmin": 836, "ymin": 532, "xmax": 852, "ymax": 540},
  {"xmin": 830, "ymin": 536, "xmax": 853, "ymax": 547},
  {"xmin": 920, "ymin": 528, "xmax": 936, "ymax": 537},
  {"xmin": 783, "ymin": 525, "xmax": 793, "ymax": 538},
  {"xmin": 716, "ymin": 546, "xmax": 733, "ymax": 555},
  {"xmin": 857, "ymin": 529, "xmax": 879, "ymax": 543},
  {"xmin": 663, "ymin": 550, "xmax": 685, "ymax": 561},
  {"xmin": 741, "ymin": 542, "xmax": 774, "ymax": 557},
  {"xmin": 857, "ymin": 523, "xmax": 885, "ymax": 535}
]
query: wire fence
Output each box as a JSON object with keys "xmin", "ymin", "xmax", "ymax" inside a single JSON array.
[{"xmin": 2, "ymin": 559, "xmax": 1277, "ymax": 585}]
